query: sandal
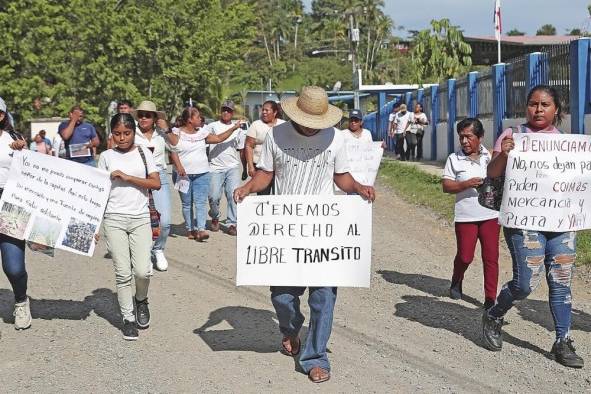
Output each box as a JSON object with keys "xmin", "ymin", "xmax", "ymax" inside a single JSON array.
[
  {"xmin": 281, "ymin": 336, "xmax": 301, "ymax": 356},
  {"xmin": 308, "ymin": 367, "xmax": 330, "ymax": 383}
]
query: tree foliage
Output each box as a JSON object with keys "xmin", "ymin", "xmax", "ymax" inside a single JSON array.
[
  {"xmin": 410, "ymin": 19, "xmax": 472, "ymax": 84},
  {"xmin": 506, "ymin": 28, "xmax": 525, "ymax": 36},
  {"xmin": 536, "ymin": 24, "xmax": 557, "ymax": 36},
  {"xmin": 0, "ymin": 0, "xmax": 256, "ymax": 131}
]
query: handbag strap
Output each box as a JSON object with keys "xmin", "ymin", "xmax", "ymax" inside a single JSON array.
[{"xmin": 137, "ymin": 146, "xmax": 156, "ymax": 209}]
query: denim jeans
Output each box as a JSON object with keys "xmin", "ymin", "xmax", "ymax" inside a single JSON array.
[
  {"xmin": 271, "ymin": 286, "xmax": 337, "ymax": 373},
  {"xmin": 489, "ymin": 228, "xmax": 576, "ymax": 339},
  {"xmin": 0, "ymin": 234, "xmax": 27, "ymax": 302},
  {"xmin": 178, "ymin": 172, "xmax": 211, "ymax": 231},
  {"xmin": 208, "ymin": 166, "xmax": 241, "ymax": 225},
  {"xmin": 103, "ymin": 214, "xmax": 152, "ymax": 322},
  {"xmin": 152, "ymin": 169, "xmax": 171, "ymax": 250}
]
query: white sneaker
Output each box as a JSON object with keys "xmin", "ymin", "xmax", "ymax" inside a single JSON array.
[
  {"xmin": 14, "ymin": 297, "xmax": 32, "ymax": 330},
  {"xmin": 154, "ymin": 250, "xmax": 168, "ymax": 271}
]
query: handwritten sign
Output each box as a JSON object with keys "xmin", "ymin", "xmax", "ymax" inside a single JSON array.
[
  {"xmin": 0, "ymin": 151, "xmax": 111, "ymax": 256},
  {"xmin": 345, "ymin": 141, "xmax": 384, "ymax": 186},
  {"xmin": 500, "ymin": 133, "xmax": 591, "ymax": 231},
  {"xmin": 236, "ymin": 195, "xmax": 372, "ymax": 287}
]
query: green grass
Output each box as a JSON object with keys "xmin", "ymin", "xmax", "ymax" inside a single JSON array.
[{"xmin": 377, "ymin": 159, "xmax": 591, "ymax": 265}]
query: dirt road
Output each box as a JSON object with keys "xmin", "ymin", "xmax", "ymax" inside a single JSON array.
[{"xmin": 1, "ymin": 171, "xmax": 591, "ymax": 393}]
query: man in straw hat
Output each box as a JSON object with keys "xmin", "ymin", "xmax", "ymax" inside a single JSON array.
[
  {"xmin": 58, "ymin": 104, "xmax": 100, "ymax": 166},
  {"xmin": 234, "ymin": 86, "xmax": 375, "ymax": 383}
]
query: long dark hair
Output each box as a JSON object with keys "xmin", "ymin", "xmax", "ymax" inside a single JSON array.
[
  {"xmin": 0, "ymin": 112, "xmax": 12, "ymax": 131},
  {"xmin": 179, "ymin": 107, "xmax": 200, "ymax": 127}
]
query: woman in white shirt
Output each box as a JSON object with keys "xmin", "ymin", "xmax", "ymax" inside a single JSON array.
[
  {"xmin": 99, "ymin": 113, "xmax": 161, "ymax": 341},
  {"xmin": 0, "ymin": 97, "xmax": 30, "ymax": 330},
  {"xmin": 133, "ymin": 100, "xmax": 173, "ymax": 272},
  {"xmin": 169, "ymin": 107, "xmax": 235, "ymax": 241},
  {"xmin": 244, "ymin": 101, "xmax": 285, "ymax": 194},
  {"xmin": 442, "ymin": 118, "xmax": 499, "ymax": 311}
]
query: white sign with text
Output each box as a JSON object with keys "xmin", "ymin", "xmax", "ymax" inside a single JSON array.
[
  {"xmin": 236, "ymin": 195, "xmax": 373, "ymax": 287},
  {"xmin": 500, "ymin": 133, "xmax": 591, "ymax": 232},
  {"xmin": 0, "ymin": 151, "xmax": 111, "ymax": 256},
  {"xmin": 345, "ymin": 141, "xmax": 384, "ymax": 186}
]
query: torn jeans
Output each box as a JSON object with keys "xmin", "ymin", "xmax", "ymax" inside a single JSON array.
[{"xmin": 489, "ymin": 228, "xmax": 576, "ymax": 339}]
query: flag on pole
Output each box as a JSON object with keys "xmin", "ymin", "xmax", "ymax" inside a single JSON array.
[{"xmin": 494, "ymin": 0, "xmax": 502, "ymax": 40}]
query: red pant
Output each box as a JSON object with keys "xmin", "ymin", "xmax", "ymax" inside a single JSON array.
[{"xmin": 453, "ymin": 219, "xmax": 500, "ymax": 303}]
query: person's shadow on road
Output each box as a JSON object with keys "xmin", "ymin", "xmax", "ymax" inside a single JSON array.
[
  {"xmin": 0, "ymin": 288, "xmax": 120, "ymax": 329},
  {"xmin": 377, "ymin": 269, "xmax": 591, "ymax": 334},
  {"xmin": 194, "ymin": 306, "xmax": 281, "ymax": 353}
]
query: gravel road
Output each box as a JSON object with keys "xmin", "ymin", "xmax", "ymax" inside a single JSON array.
[{"xmin": 1, "ymin": 169, "xmax": 591, "ymax": 393}]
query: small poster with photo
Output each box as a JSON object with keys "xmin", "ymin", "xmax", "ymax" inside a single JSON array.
[{"xmin": 68, "ymin": 142, "xmax": 91, "ymax": 158}]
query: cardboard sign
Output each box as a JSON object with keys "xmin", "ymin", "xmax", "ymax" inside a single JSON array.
[
  {"xmin": 0, "ymin": 151, "xmax": 111, "ymax": 256},
  {"xmin": 500, "ymin": 133, "xmax": 591, "ymax": 231},
  {"xmin": 236, "ymin": 195, "xmax": 372, "ymax": 287}
]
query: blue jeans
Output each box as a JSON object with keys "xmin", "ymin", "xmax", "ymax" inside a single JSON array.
[
  {"xmin": 271, "ymin": 286, "xmax": 337, "ymax": 373},
  {"xmin": 489, "ymin": 228, "xmax": 576, "ymax": 339},
  {"xmin": 178, "ymin": 172, "xmax": 211, "ymax": 231},
  {"xmin": 152, "ymin": 169, "xmax": 171, "ymax": 251},
  {"xmin": 1, "ymin": 234, "xmax": 27, "ymax": 302},
  {"xmin": 208, "ymin": 167, "xmax": 241, "ymax": 225}
]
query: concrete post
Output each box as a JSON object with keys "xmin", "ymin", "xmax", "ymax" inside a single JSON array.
[
  {"xmin": 570, "ymin": 38, "xmax": 591, "ymax": 134},
  {"xmin": 447, "ymin": 79, "xmax": 457, "ymax": 155},
  {"xmin": 492, "ymin": 63, "xmax": 507, "ymax": 138},
  {"xmin": 430, "ymin": 85, "xmax": 439, "ymax": 160},
  {"xmin": 468, "ymin": 71, "xmax": 479, "ymax": 118}
]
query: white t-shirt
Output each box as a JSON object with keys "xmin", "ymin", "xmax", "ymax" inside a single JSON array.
[
  {"xmin": 442, "ymin": 147, "xmax": 498, "ymax": 222},
  {"xmin": 388, "ymin": 113, "xmax": 396, "ymax": 123},
  {"xmin": 246, "ymin": 119, "xmax": 286, "ymax": 163},
  {"xmin": 409, "ymin": 112, "xmax": 428, "ymax": 134},
  {"xmin": 342, "ymin": 128, "xmax": 373, "ymax": 143},
  {"xmin": 0, "ymin": 131, "xmax": 16, "ymax": 188},
  {"xmin": 206, "ymin": 121, "xmax": 242, "ymax": 172},
  {"xmin": 172, "ymin": 128, "xmax": 210, "ymax": 175},
  {"xmin": 134, "ymin": 129, "xmax": 169, "ymax": 170},
  {"xmin": 98, "ymin": 146, "xmax": 158, "ymax": 216},
  {"xmin": 394, "ymin": 112, "xmax": 412, "ymax": 134},
  {"xmin": 257, "ymin": 122, "xmax": 350, "ymax": 195},
  {"xmin": 53, "ymin": 133, "xmax": 66, "ymax": 158}
]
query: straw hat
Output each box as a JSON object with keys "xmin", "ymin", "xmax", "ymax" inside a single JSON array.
[
  {"xmin": 280, "ymin": 86, "xmax": 343, "ymax": 129},
  {"xmin": 132, "ymin": 100, "xmax": 166, "ymax": 120}
]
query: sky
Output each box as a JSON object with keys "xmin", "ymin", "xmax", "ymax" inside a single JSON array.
[{"xmin": 302, "ymin": 0, "xmax": 591, "ymax": 38}]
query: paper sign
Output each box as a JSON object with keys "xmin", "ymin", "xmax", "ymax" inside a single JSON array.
[
  {"xmin": 236, "ymin": 195, "xmax": 373, "ymax": 287},
  {"xmin": 0, "ymin": 151, "xmax": 111, "ymax": 256},
  {"xmin": 174, "ymin": 176, "xmax": 190, "ymax": 194},
  {"xmin": 345, "ymin": 141, "xmax": 384, "ymax": 185},
  {"xmin": 500, "ymin": 133, "xmax": 591, "ymax": 231}
]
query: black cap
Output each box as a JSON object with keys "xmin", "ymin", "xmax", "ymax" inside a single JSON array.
[{"xmin": 349, "ymin": 109, "xmax": 363, "ymax": 119}]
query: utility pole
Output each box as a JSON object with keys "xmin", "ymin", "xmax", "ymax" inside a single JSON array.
[{"xmin": 349, "ymin": 13, "xmax": 360, "ymax": 109}]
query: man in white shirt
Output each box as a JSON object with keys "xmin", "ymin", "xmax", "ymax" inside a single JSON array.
[
  {"xmin": 390, "ymin": 103, "xmax": 411, "ymax": 160},
  {"xmin": 234, "ymin": 86, "xmax": 375, "ymax": 384},
  {"xmin": 205, "ymin": 100, "xmax": 245, "ymax": 236},
  {"xmin": 342, "ymin": 109, "xmax": 373, "ymax": 142}
]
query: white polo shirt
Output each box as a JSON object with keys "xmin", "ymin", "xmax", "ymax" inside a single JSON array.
[{"xmin": 442, "ymin": 146, "xmax": 498, "ymax": 222}]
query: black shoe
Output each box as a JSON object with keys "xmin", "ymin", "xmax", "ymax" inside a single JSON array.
[
  {"xmin": 482, "ymin": 311, "xmax": 503, "ymax": 351},
  {"xmin": 551, "ymin": 338, "xmax": 584, "ymax": 368},
  {"xmin": 449, "ymin": 280, "xmax": 462, "ymax": 300},
  {"xmin": 135, "ymin": 298, "xmax": 150, "ymax": 329},
  {"xmin": 483, "ymin": 299, "xmax": 495, "ymax": 310},
  {"xmin": 122, "ymin": 319, "xmax": 138, "ymax": 341}
]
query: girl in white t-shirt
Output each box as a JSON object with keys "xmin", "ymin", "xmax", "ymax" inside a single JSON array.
[
  {"xmin": 0, "ymin": 97, "xmax": 31, "ymax": 330},
  {"xmin": 98, "ymin": 113, "xmax": 161, "ymax": 341},
  {"xmin": 169, "ymin": 107, "xmax": 236, "ymax": 241},
  {"xmin": 442, "ymin": 118, "xmax": 499, "ymax": 310}
]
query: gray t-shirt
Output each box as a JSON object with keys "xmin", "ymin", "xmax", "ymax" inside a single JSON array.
[{"xmin": 257, "ymin": 122, "xmax": 350, "ymax": 195}]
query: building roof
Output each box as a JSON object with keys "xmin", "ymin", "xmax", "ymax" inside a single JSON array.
[{"xmin": 466, "ymin": 35, "xmax": 580, "ymax": 46}]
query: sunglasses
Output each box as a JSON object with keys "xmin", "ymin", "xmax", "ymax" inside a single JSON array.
[
  {"xmin": 137, "ymin": 111, "xmax": 154, "ymax": 119},
  {"xmin": 221, "ymin": 108, "xmax": 234, "ymax": 113}
]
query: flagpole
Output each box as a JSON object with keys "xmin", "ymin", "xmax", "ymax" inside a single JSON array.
[
  {"xmin": 496, "ymin": 0, "xmax": 502, "ymax": 63},
  {"xmin": 498, "ymin": 35, "xmax": 501, "ymax": 64}
]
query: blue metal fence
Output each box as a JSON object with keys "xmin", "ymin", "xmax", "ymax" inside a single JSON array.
[{"xmin": 363, "ymin": 38, "xmax": 587, "ymax": 159}]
